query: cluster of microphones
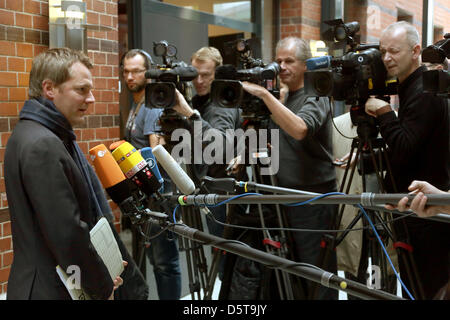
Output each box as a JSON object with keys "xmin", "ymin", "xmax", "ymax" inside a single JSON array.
[{"xmin": 89, "ymin": 141, "xmax": 196, "ymax": 224}]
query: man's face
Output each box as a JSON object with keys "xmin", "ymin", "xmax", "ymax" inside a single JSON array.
[
  {"xmin": 192, "ymin": 58, "xmax": 216, "ymax": 96},
  {"xmin": 275, "ymin": 44, "xmax": 306, "ymax": 91},
  {"xmin": 123, "ymin": 54, "xmax": 147, "ymax": 93},
  {"xmin": 379, "ymin": 29, "xmax": 418, "ymax": 82},
  {"xmin": 52, "ymin": 61, "xmax": 95, "ymax": 127}
]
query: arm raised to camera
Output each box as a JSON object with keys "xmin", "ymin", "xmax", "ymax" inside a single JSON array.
[{"xmin": 241, "ymin": 81, "xmax": 308, "ymax": 140}]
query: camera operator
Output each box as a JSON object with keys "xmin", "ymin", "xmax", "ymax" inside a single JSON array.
[
  {"xmin": 121, "ymin": 49, "xmax": 182, "ymax": 300},
  {"xmin": 241, "ymin": 37, "xmax": 338, "ymax": 300},
  {"xmin": 169, "ymin": 47, "xmax": 241, "ymax": 279},
  {"xmin": 364, "ymin": 21, "xmax": 450, "ymax": 299}
]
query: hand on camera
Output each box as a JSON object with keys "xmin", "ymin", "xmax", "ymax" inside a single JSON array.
[
  {"xmin": 173, "ymin": 89, "xmax": 194, "ymax": 117},
  {"xmin": 241, "ymin": 81, "xmax": 267, "ymax": 99},
  {"xmin": 365, "ymin": 97, "xmax": 391, "ymax": 117}
]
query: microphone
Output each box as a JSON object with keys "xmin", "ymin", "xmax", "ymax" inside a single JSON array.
[
  {"xmin": 152, "ymin": 144, "xmax": 196, "ymax": 195},
  {"xmin": 111, "ymin": 141, "xmax": 162, "ymax": 198},
  {"xmin": 306, "ymin": 55, "xmax": 332, "ymax": 70},
  {"xmin": 140, "ymin": 147, "xmax": 164, "ymax": 193},
  {"xmin": 89, "ymin": 144, "xmax": 148, "ymax": 224}
]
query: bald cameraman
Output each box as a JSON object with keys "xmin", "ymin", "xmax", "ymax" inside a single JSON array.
[
  {"xmin": 364, "ymin": 21, "xmax": 449, "ymax": 299},
  {"xmin": 242, "ymin": 37, "xmax": 338, "ymax": 300}
]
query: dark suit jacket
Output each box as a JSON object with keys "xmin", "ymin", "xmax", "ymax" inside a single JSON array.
[{"xmin": 4, "ymin": 119, "xmax": 113, "ymax": 300}]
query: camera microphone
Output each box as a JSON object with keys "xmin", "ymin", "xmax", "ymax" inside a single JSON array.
[
  {"xmin": 152, "ymin": 144, "xmax": 196, "ymax": 195},
  {"xmin": 306, "ymin": 56, "xmax": 333, "ymax": 70}
]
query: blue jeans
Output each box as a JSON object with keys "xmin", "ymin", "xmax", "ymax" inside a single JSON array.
[{"xmin": 145, "ymin": 222, "xmax": 182, "ymax": 300}]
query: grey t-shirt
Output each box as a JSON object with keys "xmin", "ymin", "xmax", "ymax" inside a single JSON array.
[
  {"xmin": 269, "ymin": 88, "xmax": 336, "ymax": 191},
  {"xmin": 125, "ymin": 101, "xmax": 163, "ymax": 149}
]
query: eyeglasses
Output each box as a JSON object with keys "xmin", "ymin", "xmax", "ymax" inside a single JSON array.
[{"xmin": 122, "ymin": 69, "xmax": 146, "ymax": 76}]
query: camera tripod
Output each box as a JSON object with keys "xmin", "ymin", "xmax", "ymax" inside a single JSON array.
[
  {"xmin": 215, "ymin": 118, "xmax": 303, "ymax": 300},
  {"xmin": 312, "ymin": 111, "xmax": 425, "ymax": 300}
]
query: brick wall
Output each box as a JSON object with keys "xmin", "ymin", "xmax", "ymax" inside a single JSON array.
[
  {"xmin": 0, "ymin": 0, "xmax": 120, "ymax": 296},
  {"xmin": 280, "ymin": 0, "xmax": 449, "ymax": 44},
  {"xmin": 280, "ymin": 0, "xmax": 322, "ymax": 40}
]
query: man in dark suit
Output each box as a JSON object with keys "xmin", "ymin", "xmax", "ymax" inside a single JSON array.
[{"xmin": 4, "ymin": 48, "xmax": 124, "ymax": 299}]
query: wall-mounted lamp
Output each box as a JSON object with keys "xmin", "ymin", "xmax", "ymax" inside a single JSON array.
[
  {"xmin": 49, "ymin": 0, "xmax": 87, "ymax": 52},
  {"xmin": 49, "ymin": 0, "xmax": 114, "ymax": 53}
]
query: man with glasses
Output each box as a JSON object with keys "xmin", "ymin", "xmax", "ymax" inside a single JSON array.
[{"xmin": 120, "ymin": 49, "xmax": 182, "ymax": 300}]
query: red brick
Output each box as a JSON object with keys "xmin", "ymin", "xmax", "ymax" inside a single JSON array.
[
  {"xmin": 16, "ymin": 42, "xmax": 33, "ymax": 58},
  {"xmin": 32, "ymin": 15, "xmax": 49, "ymax": 31},
  {"xmin": 23, "ymin": 0, "xmax": 41, "ymax": 15},
  {"xmin": 5, "ymin": 0, "xmax": 22, "ymax": 11},
  {"xmin": 0, "ymin": 237, "xmax": 11, "ymax": 251},
  {"xmin": 2, "ymin": 250, "xmax": 13, "ymax": 267},
  {"xmin": 0, "ymin": 9, "xmax": 14, "ymax": 25},
  {"xmin": 9, "ymin": 88, "xmax": 27, "ymax": 101},
  {"xmin": 16, "ymin": 12, "xmax": 33, "ymax": 28},
  {"xmin": 0, "ymin": 103, "xmax": 17, "ymax": 116},
  {"xmin": 95, "ymin": 127, "xmax": 108, "ymax": 140},
  {"xmin": 8, "ymin": 57, "xmax": 25, "ymax": 72},
  {"xmin": 0, "ymin": 41, "xmax": 15, "ymax": 55},
  {"xmin": 0, "ymin": 266, "xmax": 10, "ymax": 283}
]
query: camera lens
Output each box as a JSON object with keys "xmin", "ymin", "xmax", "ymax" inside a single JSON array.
[
  {"xmin": 314, "ymin": 72, "xmax": 333, "ymax": 96},
  {"xmin": 221, "ymin": 87, "xmax": 238, "ymax": 104},
  {"xmin": 145, "ymin": 82, "xmax": 176, "ymax": 108}
]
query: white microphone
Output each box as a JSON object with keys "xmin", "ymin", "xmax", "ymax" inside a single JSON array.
[{"xmin": 152, "ymin": 144, "xmax": 196, "ymax": 195}]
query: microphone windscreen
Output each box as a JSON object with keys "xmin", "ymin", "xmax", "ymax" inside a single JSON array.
[
  {"xmin": 111, "ymin": 141, "xmax": 146, "ymax": 179},
  {"xmin": 89, "ymin": 144, "xmax": 132, "ymax": 204},
  {"xmin": 306, "ymin": 55, "xmax": 332, "ymax": 70},
  {"xmin": 152, "ymin": 144, "xmax": 195, "ymax": 195},
  {"xmin": 111, "ymin": 141, "xmax": 161, "ymax": 196},
  {"xmin": 89, "ymin": 144, "xmax": 126, "ymax": 189}
]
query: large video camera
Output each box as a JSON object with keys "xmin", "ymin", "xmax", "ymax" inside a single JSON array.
[
  {"xmin": 145, "ymin": 41, "xmax": 198, "ymax": 109},
  {"xmin": 210, "ymin": 39, "xmax": 280, "ymax": 122},
  {"xmin": 422, "ymin": 33, "xmax": 450, "ymax": 97},
  {"xmin": 304, "ymin": 19, "xmax": 397, "ymax": 140}
]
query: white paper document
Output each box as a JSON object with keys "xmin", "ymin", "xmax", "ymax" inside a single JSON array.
[{"xmin": 56, "ymin": 217, "xmax": 124, "ymax": 300}]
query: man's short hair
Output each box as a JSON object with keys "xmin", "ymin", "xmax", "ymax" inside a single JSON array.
[
  {"xmin": 382, "ymin": 21, "xmax": 420, "ymax": 49},
  {"xmin": 28, "ymin": 47, "xmax": 92, "ymax": 99},
  {"xmin": 191, "ymin": 47, "xmax": 223, "ymax": 67},
  {"xmin": 120, "ymin": 49, "xmax": 153, "ymax": 70},
  {"xmin": 276, "ymin": 37, "xmax": 312, "ymax": 62}
]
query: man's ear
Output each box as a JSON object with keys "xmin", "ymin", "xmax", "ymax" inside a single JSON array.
[
  {"xmin": 41, "ymin": 79, "xmax": 56, "ymax": 100},
  {"xmin": 412, "ymin": 44, "xmax": 421, "ymax": 60}
]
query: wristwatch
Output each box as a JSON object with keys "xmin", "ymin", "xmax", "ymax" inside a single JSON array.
[{"xmin": 189, "ymin": 109, "xmax": 201, "ymax": 121}]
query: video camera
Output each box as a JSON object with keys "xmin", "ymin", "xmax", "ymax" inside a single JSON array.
[
  {"xmin": 422, "ymin": 33, "xmax": 450, "ymax": 97},
  {"xmin": 304, "ymin": 19, "xmax": 398, "ymax": 140},
  {"xmin": 210, "ymin": 39, "xmax": 280, "ymax": 121},
  {"xmin": 145, "ymin": 41, "xmax": 198, "ymax": 109}
]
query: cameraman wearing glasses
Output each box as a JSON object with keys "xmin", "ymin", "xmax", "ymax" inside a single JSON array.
[{"xmin": 121, "ymin": 49, "xmax": 182, "ymax": 300}]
